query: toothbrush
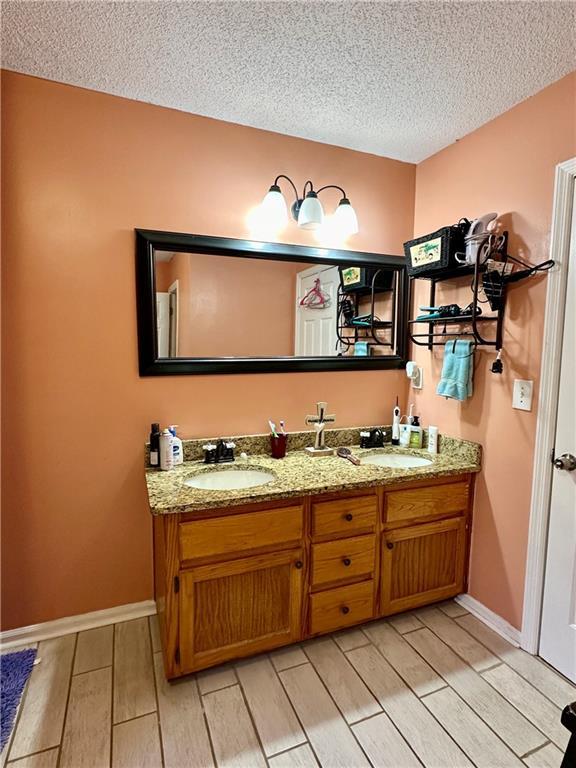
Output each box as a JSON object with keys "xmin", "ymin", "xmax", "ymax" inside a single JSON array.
[
  {"xmin": 269, "ymin": 420, "xmax": 279, "ymax": 438},
  {"xmin": 279, "ymin": 420, "xmax": 286, "ymax": 435},
  {"xmin": 392, "ymin": 396, "xmax": 401, "ymax": 446}
]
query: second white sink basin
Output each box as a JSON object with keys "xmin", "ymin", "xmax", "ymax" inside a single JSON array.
[
  {"xmin": 185, "ymin": 469, "xmax": 275, "ymax": 491},
  {"xmin": 361, "ymin": 453, "xmax": 433, "ymax": 469}
]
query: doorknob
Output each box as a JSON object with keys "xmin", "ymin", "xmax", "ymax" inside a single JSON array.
[{"xmin": 553, "ymin": 453, "xmax": 576, "ymax": 471}]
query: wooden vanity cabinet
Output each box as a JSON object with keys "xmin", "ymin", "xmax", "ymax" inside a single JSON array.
[
  {"xmin": 154, "ymin": 474, "xmax": 474, "ymax": 679},
  {"xmin": 380, "ymin": 477, "xmax": 472, "ymax": 615},
  {"xmin": 179, "ymin": 548, "xmax": 305, "ymax": 673}
]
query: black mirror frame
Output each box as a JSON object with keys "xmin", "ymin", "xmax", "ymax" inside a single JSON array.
[{"xmin": 135, "ymin": 229, "xmax": 409, "ymax": 375}]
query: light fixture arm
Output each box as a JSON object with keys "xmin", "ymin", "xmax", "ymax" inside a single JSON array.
[
  {"xmin": 316, "ymin": 184, "xmax": 347, "ymax": 200},
  {"xmin": 302, "ymin": 180, "xmax": 315, "ymax": 198},
  {"xmin": 274, "ymin": 174, "xmax": 300, "ymax": 205}
]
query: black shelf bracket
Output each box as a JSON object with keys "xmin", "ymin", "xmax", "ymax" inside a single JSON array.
[{"xmin": 408, "ymin": 233, "xmax": 508, "ymax": 351}]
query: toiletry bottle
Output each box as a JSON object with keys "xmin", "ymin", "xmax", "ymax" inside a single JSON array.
[
  {"xmin": 160, "ymin": 429, "xmax": 174, "ymax": 471},
  {"xmin": 392, "ymin": 398, "xmax": 401, "ymax": 446},
  {"xmin": 168, "ymin": 425, "xmax": 183, "ymax": 465},
  {"xmin": 399, "ymin": 417, "xmax": 411, "ymax": 447},
  {"xmin": 149, "ymin": 423, "xmax": 161, "ymax": 468},
  {"xmin": 409, "ymin": 416, "xmax": 423, "ymax": 448},
  {"xmin": 428, "ymin": 425, "xmax": 439, "ymax": 454}
]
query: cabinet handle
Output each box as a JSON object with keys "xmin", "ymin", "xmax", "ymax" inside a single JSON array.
[
  {"xmin": 344, "ymin": 513, "xmax": 353, "ymax": 521},
  {"xmin": 295, "ymin": 560, "xmax": 303, "ymax": 569},
  {"xmin": 341, "ymin": 605, "xmax": 350, "ymax": 615},
  {"xmin": 386, "ymin": 542, "xmax": 394, "ymax": 550},
  {"xmin": 342, "ymin": 557, "xmax": 351, "ymax": 566}
]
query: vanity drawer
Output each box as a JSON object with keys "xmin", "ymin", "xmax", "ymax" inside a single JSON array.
[
  {"xmin": 179, "ymin": 505, "xmax": 303, "ymax": 563},
  {"xmin": 311, "ymin": 495, "xmax": 377, "ymax": 539},
  {"xmin": 384, "ymin": 481, "xmax": 469, "ymax": 525},
  {"xmin": 309, "ymin": 580, "xmax": 375, "ymax": 635},
  {"xmin": 311, "ymin": 535, "xmax": 376, "ymax": 588}
]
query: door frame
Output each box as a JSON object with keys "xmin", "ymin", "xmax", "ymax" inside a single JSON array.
[
  {"xmin": 521, "ymin": 157, "xmax": 576, "ymax": 653},
  {"xmin": 168, "ymin": 279, "xmax": 179, "ymax": 357}
]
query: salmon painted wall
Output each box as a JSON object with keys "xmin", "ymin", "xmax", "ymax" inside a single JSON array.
[
  {"xmin": 0, "ymin": 71, "xmax": 415, "ymax": 629},
  {"xmin": 412, "ymin": 73, "xmax": 576, "ymax": 630},
  {"xmin": 156, "ymin": 253, "xmax": 303, "ymax": 357}
]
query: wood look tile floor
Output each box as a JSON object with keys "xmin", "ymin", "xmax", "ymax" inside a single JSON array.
[{"xmin": 3, "ymin": 601, "xmax": 575, "ymax": 768}]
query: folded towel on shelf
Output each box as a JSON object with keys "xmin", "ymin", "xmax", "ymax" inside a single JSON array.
[{"xmin": 436, "ymin": 340, "xmax": 474, "ymax": 401}]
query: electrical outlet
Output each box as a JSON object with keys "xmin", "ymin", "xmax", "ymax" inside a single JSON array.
[{"xmin": 513, "ymin": 379, "xmax": 533, "ymax": 411}]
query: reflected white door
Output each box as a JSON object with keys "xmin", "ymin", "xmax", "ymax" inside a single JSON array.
[
  {"xmin": 295, "ymin": 265, "xmax": 339, "ymax": 356},
  {"xmin": 156, "ymin": 292, "xmax": 170, "ymax": 357},
  {"xmin": 540, "ymin": 188, "xmax": 576, "ymax": 683}
]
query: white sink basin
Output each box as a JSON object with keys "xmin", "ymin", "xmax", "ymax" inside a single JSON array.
[
  {"xmin": 185, "ymin": 469, "xmax": 275, "ymax": 491},
  {"xmin": 361, "ymin": 453, "xmax": 433, "ymax": 469}
]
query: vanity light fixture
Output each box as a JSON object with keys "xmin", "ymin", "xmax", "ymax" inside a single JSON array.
[{"xmin": 260, "ymin": 175, "xmax": 359, "ymax": 236}]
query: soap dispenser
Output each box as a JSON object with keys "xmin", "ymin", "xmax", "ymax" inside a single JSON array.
[
  {"xmin": 409, "ymin": 416, "xmax": 423, "ymax": 448},
  {"xmin": 168, "ymin": 425, "xmax": 183, "ymax": 465}
]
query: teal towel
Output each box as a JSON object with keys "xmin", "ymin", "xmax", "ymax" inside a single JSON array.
[{"xmin": 436, "ymin": 340, "xmax": 474, "ymax": 401}]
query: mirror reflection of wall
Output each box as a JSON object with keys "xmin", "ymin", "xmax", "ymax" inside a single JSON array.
[{"xmin": 154, "ymin": 251, "xmax": 396, "ymax": 359}]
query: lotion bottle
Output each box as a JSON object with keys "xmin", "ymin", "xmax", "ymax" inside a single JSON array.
[
  {"xmin": 428, "ymin": 425, "xmax": 439, "ymax": 454},
  {"xmin": 168, "ymin": 425, "xmax": 183, "ymax": 465},
  {"xmin": 160, "ymin": 429, "xmax": 174, "ymax": 471}
]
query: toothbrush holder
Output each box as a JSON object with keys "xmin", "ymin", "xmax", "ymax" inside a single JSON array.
[{"xmin": 270, "ymin": 434, "xmax": 288, "ymax": 459}]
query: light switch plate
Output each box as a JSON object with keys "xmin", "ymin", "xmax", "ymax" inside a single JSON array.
[{"xmin": 513, "ymin": 379, "xmax": 533, "ymax": 411}]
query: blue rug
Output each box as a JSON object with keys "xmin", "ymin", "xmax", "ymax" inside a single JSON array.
[{"xmin": 1, "ymin": 648, "xmax": 37, "ymax": 751}]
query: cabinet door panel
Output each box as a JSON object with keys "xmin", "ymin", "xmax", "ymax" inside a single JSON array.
[
  {"xmin": 381, "ymin": 517, "xmax": 467, "ymax": 615},
  {"xmin": 180, "ymin": 550, "xmax": 303, "ymax": 672}
]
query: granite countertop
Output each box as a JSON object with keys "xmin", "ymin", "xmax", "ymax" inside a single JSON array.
[{"xmin": 145, "ymin": 435, "xmax": 481, "ymax": 515}]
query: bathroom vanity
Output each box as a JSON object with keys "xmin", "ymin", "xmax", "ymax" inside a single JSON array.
[{"xmin": 147, "ymin": 435, "xmax": 480, "ymax": 679}]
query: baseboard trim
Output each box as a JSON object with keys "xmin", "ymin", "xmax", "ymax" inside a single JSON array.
[
  {"xmin": 455, "ymin": 594, "xmax": 521, "ymax": 647},
  {"xmin": 0, "ymin": 600, "xmax": 157, "ymax": 649}
]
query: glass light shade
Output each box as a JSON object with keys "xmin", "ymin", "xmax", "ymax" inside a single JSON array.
[
  {"xmin": 297, "ymin": 193, "xmax": 324, "ymax": 230},
  {"xmin": 332, "ymin": 198, "xmax": 359, "ymax": 236},
  {"xmin": 260, "ymin": 186, "xmax": 288, "ymax": 228}
]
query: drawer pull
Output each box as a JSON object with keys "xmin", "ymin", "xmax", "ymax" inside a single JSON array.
[
  {"xmin": 342, "ymin": 557, "xmax": 352, "ymax": 567},
  {"xmin": 341, "ymin": 605, "xmax": 350, "ymax": 615},
  {"xmin": 386, "ymin": 541, "xmax": 394, "ymax": 550},
  {"xmin": 344, "ymin": 513, "xmax": 354, "ymax": 521},
  {"xmin": 295, "ymin": 560, "xmax": 303, "ymax": 569}
]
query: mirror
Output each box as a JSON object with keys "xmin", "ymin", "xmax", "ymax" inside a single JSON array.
[{"xmin": 136, "ymin": 230, "xmax": 408, "ymax": 375}]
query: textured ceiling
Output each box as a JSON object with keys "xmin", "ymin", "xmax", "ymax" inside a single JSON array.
[{"xmin": 2, "ymin": 1, "xmax": 575, "ymax": 162}]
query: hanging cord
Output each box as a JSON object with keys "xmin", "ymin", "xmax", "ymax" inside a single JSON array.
[{"xmin": 502, "ymin": 255, "xmax": 555, "ymax": 283}]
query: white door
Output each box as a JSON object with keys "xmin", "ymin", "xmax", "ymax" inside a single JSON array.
[
  {"xmin": 540, "ymin": 188, "xmax": 576, "ymax": 683},
  {"xmin": 295, "ymin": 265, "xmax": 339, "ymax": 356},
  {"xmin": 156, "ymin": 292, "xmax": 170, "ymax": 357}
]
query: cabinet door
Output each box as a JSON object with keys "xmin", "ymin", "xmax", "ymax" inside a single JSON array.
[
  {"xmin": 179, "ymin": 549, "xmax": 304, "ymax": 673},
  {"xmin": 380, "ymin": 517, "xmax": 467, "ymax": 615}
]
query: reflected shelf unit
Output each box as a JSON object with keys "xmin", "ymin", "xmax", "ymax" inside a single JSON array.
[{"xmin": 336, "ymin": 268, "xmax": 396, "ymax": 352}]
